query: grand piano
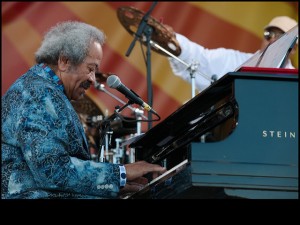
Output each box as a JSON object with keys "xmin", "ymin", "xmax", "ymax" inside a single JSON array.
[{"xmin": 125, "ymin": 25, "xmax": 298, "ymax": 199}]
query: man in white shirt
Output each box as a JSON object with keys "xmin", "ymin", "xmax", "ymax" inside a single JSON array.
[{"xmin": 167, "ymin": 16, "xmax": 298, "ymax": 92}]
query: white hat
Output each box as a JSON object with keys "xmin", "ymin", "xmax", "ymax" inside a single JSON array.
[{"xmin": 264, "ymin": 16, "xmax": 298, "ymax": 32}]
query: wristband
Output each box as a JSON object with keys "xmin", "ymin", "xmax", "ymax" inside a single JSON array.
[{"xmin": 119, "ymin": 165, "xmax": 126, "ymax": 188}]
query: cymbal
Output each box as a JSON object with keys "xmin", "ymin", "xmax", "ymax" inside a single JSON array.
[
  {"xmin": 71, "ymin": 95, "xmax": 103, "ymax": 119},
  {"xmin": 117, "ymin": 6, "xmax": 181, "ymax": 57}
]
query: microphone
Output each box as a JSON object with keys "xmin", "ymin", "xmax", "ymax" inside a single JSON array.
[{"xmin": 107, "ymin": 75, "xmax": 157, "ymax": 115}]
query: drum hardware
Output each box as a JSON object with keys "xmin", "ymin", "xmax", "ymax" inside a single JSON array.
[
  {"xmin": 71, "ymin": 95, "xmax": 104, "ymax": 161},
  {"xmin": 117, "ymin": 5, "xmax": 181, "ymax": 57},
  {"xmin": 128, "ymin": 108, "xmax": 145, "ymax": 163},
  {"xmin": 111, "ymin": 138, "xmax": 124, "ymax": 164},
  {"xmin": 118, "ymin": 3, "xmax": 175, "ymax": 130},
  {"xmin": 103, "ymin": 130, "xmax": 113, "ymax": 162},
  {"xmin": 87, "ymin": 115, "xmax": 103, "ymax": 124},
  {"xmin": 128, "ymin": 134, "xmax": 137, "ymax": 163},
  {"xmin": 94, "ymin": 82, "xmax": 147, "ymax": 136},
  {"xmin": 134, "ymin": 108, "xmax": 144, "ymax": 135},
  {"xmin": 93, "ymin": 81, "xmax": 151, "ymax": 163},
  {"xmin": 117, "ymin": 5, "xmax": 215, "ymax": 98},
  {"xmin": 98, "ymin": 100, "xmax": 133, "ymax": 162},
  {"xmin": 73, "ymin": 75, "xmax": 154, "ymax": 162},
  {"xmin": 72, "ymin": 86, "xmax": 141, "ymax": 163}
]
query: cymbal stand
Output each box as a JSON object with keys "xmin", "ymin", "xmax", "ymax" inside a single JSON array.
[
  {"xmin": 150, "ymin": 40, "xmax": 213, "ymax": 98},
  {"xmin": 125, "ymin": 2, "xmax": 158, "ymax": 130},
  {"xmin": 112, "ymin": 138, "xmax": 123, "ymax": 164},
  {"xmin": 188, "ymin": 61, "xmax": 199, "ymax": 98},
  {"xmin": 134, "ymin": 108, "xmax": 144, "ymax": 135}
]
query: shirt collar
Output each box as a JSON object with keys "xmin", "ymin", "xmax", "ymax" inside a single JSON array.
[{"xmin": 38, "ymin": 63, "xmax": 64, "ymax": 92}]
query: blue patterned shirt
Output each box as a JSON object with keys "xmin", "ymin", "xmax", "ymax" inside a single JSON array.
[{"xmin": 1, "ymin": 64, "xmax": 121, "ymax": 199}]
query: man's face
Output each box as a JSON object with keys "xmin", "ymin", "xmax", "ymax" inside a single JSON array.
[{"xmin": 62, "ymin": 41, "xmax": 103, "ymax": 101}]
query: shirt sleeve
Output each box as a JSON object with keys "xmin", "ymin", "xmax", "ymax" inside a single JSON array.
[{"xmin": 168, "ymin": 33, "xmax": 254, "ymax": 92}]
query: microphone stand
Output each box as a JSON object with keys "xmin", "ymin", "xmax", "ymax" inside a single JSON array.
[
  {"xmin": 98, "ymin": 102, "xmax": 131, "ymax": 162},
  {"xmin": 125, "ymin": 1, "xmax": 158, "ymax": 130},
  {"xmin": 95, "ymin": 83, "xmax": 150, "ymax": 163},
  {"xmin": 125, "ymin": 2, "xmax": 157, "ymax": 57},
  {"xmin": 95, "ymin": 83, "xmax": 148, "ymax": 120}
]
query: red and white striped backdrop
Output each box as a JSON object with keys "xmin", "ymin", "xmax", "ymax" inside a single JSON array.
[{"xmin": 2, "ymin": 2, "xmax": 298, "ymax": 131}]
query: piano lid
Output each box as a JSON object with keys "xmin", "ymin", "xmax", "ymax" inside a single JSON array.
[
  {"xmin": 235, "ymin": 25, "xmax": 298, "ymax": 70},
  {"xmin": 129, "ymin": 74, "xmax": 239, "ymax": 163},
  {"xmin": 129, "ymin": 69, "xmax": 298, "ymax": 163}
]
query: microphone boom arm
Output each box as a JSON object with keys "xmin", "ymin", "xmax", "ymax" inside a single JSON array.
[{"xmin": 95, "ymin": 82, "xmax": 148, "ymax": 120}]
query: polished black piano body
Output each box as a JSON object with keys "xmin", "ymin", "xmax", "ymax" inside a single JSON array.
[{"xmin": 129, "ymin": 69, "xmax": 298, "ymax": 199}]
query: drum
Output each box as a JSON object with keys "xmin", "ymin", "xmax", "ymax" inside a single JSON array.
[
  {"xmin": 71, "ymin": 94, "xmax": 104, "ymax": 161},
  {"xmin": 72, "ymin": 72, "xmax": 137, "ymax": 162},
  {"xmin": 72, "ymin": 94, "xmax": 137, "ymax": 163}
]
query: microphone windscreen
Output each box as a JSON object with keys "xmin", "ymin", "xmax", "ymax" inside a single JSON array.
[{"xmin": 107, "ymin": 75, "xmax": 121, "ymax": 88}]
